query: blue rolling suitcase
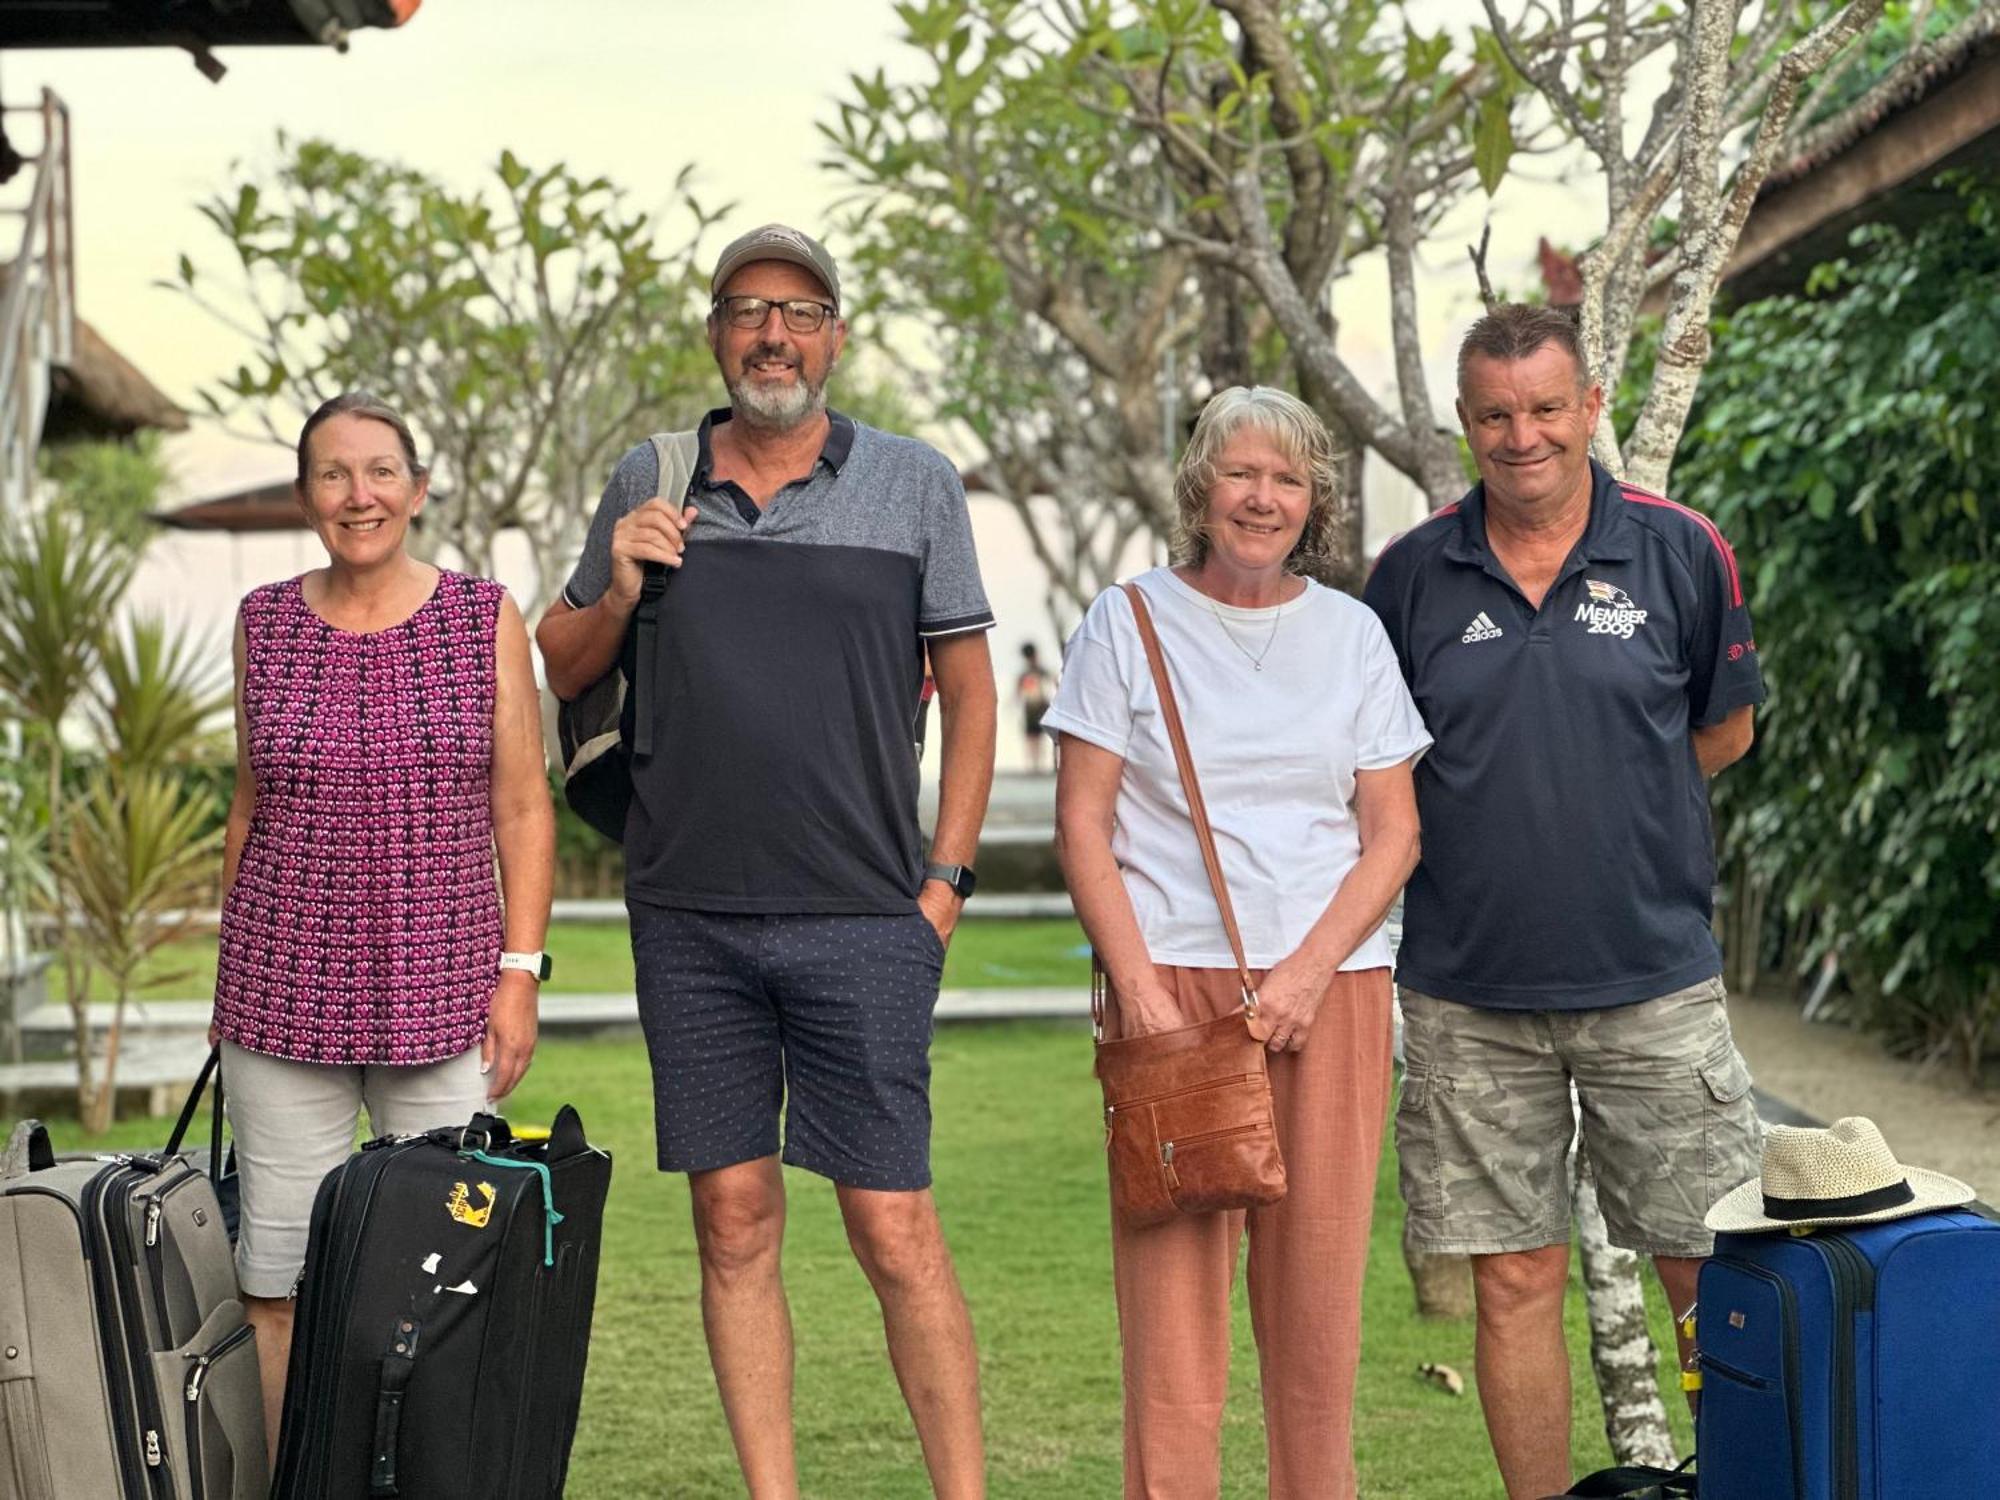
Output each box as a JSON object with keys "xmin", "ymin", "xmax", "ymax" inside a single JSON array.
[{"xmin": 1697, "ymin": 1209, "xmax": 2000, "ymax": 1499}]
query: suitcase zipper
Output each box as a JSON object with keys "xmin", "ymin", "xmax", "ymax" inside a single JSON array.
[
  {"xmin": 9, "ymin": 1181, "xmax": 150, "ymax": 1496},
  {"xmin": 142, "ymin": 1170, "xmax": 205, "ymax": 1345},
  {"xmin": 277, "ymin": 1140, "xmax": 409, "ymax": 1493},
  {"xmin": 1813, "ymin": 1234, "xmax": 1874, "ymax": 1500},
  {"xmin": 1697, "ymin": 1351, "xmax": 1776, "ymax": 1390},
  {"xmin": 85, "ymin": 1164, "xmax": 175, "ymax": 1499},
  {"xmin": 181, "ymin": 1323, "xmax": 256, "ymax": 1500}
]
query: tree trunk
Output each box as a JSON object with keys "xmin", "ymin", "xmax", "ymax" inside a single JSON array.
[
  {"xmin": 83, "ymin": 986, "xmax": 130, "ymax": 1135},
  {"xmin": 1577, "ymin": 1162, "xmax": 1679, "ymax": 1467},
  {"xmin": 1402, "ymin": 1220, "xmax": 1475, "ymax": 1320}
]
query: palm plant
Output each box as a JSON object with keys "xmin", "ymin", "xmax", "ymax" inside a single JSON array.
[
  {"xmin": 0, "ymin": 506, "xmax": 137, "ymax": 1104},
  {"xmin": 93, "ymin": 613, "xmax": 232, "ymax": 772},
  {"xmin": 56, "ymin": 769, "xmax": 222, "ymax": 1132}
]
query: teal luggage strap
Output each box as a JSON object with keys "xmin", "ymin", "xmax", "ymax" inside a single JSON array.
[{"xmin": 465, "ymin": 1149, "xmax": 566, "ymax": 1267}]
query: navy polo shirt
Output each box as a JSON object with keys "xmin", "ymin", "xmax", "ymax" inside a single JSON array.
[{"xmin": 1363, "ymin": 459, "xmax": 1765, "ymax": 1011}]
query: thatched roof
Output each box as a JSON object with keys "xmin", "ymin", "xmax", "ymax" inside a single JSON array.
[
  {"xmin": 1761, "ymin": 14, "xmax": 2000, "ymax": 195},
  {"xmin": 43, "ymin": 318, "xmax": 189, "ymax": 442},
  {"xmin": 154, "ymin": 476, "xmax": 449, "ymax": 532}
]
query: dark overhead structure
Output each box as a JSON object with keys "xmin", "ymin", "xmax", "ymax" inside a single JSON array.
[
  {"xmin": 0, "ymin": 1, "xmax": 420, "ymax": 57},
  {"xmin": 155, "ymin": 476, "xmax": 446, "ymax": 532}
]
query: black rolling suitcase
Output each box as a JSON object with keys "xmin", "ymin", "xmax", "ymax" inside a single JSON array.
[{"xmin": 270, "ymin": 1106, "xmax": 611, "ymax": 1499}]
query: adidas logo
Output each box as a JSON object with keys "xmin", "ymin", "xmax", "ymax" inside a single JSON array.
[{"xmin": 1461, "ymin": 611, "xmax": 1504, "ymax": 644}]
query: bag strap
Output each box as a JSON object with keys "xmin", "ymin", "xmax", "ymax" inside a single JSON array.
[
  {"xmin": 630, "ymin": 431, "xmax": 700, "ymax": 760},
  {"xmin": 1565, "ymin": 1458, "xmax": 1697, "ymax": 1497},
  {"xmin": 1117, "ymin": 581, "xmax": 1258, "ymax": 1015},
  {"xmin": 164, "ymin": 1044, "xmax": 228, "ymax": 1192}
]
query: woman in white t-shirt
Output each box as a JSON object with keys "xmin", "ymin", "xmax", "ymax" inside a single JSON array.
[{"xmin": 1044, "ymin": 386, "xmax": 1429, "ymax": 1500}]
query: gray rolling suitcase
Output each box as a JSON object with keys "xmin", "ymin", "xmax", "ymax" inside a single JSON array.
[{"xmin": 0, "ymin": 1075, "xmax": 265, "ymax": 1499}]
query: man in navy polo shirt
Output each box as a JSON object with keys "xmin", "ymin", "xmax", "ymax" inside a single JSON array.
[
  {"xmin": 538, "ymin": 224, "xmax": 996, "ymax": 1497},
  {"xmin": 1364, "ymin": 304, "xmax": 1764, "ymax": 1499}
]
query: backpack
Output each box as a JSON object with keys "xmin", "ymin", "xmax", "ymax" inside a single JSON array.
[{"xmin": 556, "ymin": 431, "xmax": 698, "ymax": 843}]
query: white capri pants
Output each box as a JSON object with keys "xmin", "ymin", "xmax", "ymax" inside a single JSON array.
[{"xmin": 220, "ymin": 1041, "xmax": 489, "ymax": 1297}]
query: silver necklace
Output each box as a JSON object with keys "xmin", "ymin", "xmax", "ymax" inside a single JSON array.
[{"xmin": 1208, "ymin": 600, "xmax": 1282, "ymax": 671}]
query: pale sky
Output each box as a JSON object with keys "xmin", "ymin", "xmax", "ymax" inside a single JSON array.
[{"xmin": 15, "ymin": 0, "xmax": 1598, "ymax": 768}]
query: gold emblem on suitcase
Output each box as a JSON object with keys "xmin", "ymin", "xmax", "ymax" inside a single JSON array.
[{"xmin": 446, "ymin": 1180, "xmax": 497, "ymax": 1228}]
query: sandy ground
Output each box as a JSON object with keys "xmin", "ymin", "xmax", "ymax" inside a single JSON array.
[{"xmin": 1729, "ymin": 988, "xmax": 2000, "ymax": 1201}]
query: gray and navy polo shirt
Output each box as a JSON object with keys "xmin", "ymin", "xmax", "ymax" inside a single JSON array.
[
  {"xmin": 1362, "ymin": 459, "xmax": 1765, "ymax": 1011},
  {"xmin": 562, "ymin": 408, "xmax": 993, "ymax": 915}
]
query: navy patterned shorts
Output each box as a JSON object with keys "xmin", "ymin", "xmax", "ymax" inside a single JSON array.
[{"xmin": 629, "ymin": 903, "xmax": 947, "ymax": 1191}]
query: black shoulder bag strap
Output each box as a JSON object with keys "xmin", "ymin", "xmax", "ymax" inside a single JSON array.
[
  {"xmin": 629, "ymin": 431, "xmax": 698, "ymax": 760},
  {"xmin": 164, "ymin": 1043, "xmax": 228, "ymax": 1191}
]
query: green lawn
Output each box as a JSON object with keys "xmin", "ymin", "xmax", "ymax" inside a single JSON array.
[
  {"xmin": 60, "ymin": 919, "xmax": 1092, "ymax": 1003},
  {"xmin": 67, "ymin": 1025, "xmax": 1690, "ymax": 1498}
]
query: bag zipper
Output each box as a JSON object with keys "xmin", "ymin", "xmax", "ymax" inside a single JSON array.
[
  {"xmin": 1159, "ymin": 1121, "xmax": 1269, "ymax": 1190},
  {"xmin": 1160, "ymin": 1120, "xmax": 1269, "ymax": 1159},
  {"xmin": 181, "ymin": 1322, "xmax": 256, "ymax": 1499},
  {"xmin": 90, "ymin": 1163, "xmax": 176, "ymax": 1499},
  {"xmin": 1812, "ymin": 1234, "xmax": 1873, "ymax": 1500},
  {"xmin": 25, "ymin": 1176, "xmax": 149, "ymax": 1498},
  {"xmin": 142, "ymin": 1168, "xmax": 205, "ymax": 1343},
  {"xmin": 1698, "ymin": 1351, "xmax": 1776, "ymax": 1390},
  {"xmin": 278, "ymin": 1140, "xmax": 408, "ymax": 1491},
  {"xmin": 1111, "ymin": 1072, "xmax": 1265, "ymax": 1111}
]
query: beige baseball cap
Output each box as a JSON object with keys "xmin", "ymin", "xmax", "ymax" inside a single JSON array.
[{"xmin": 710, "ymin": 223, "xmax": 841, "ymax": 309}]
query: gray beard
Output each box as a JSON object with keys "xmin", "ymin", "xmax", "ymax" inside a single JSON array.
[{"xmin": 727, "ymin": 368, "xmax": 828, "ymax": 433}]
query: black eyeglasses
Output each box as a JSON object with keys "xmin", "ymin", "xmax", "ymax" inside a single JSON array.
[{"xmin": 712, "ymin": 295, "xmax": 838, "ymax": 335}]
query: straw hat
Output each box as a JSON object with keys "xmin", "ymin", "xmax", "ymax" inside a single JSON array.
[{"xmin": 1706, "ymin": 1116, "xmax": 1975, "ymax": 1234}]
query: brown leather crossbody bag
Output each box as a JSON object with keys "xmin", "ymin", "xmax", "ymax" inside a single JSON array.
[{"xmin": 1093, "ymin": 582, "xmax": 1288, "ymax": 1229}]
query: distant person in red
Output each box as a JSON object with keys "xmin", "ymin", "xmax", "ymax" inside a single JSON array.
[{"xmin": 1016, "ymin": 641, "xmax": 1055, "ymax": 772}]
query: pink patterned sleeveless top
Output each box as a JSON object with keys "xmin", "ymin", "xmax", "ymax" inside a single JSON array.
[{"xmin": 214, "ymin": 570, "xmax": 506, "ymax": 1065}]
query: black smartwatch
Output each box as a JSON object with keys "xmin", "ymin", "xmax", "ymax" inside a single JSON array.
[{"xmin": 922, "ymin": 862, "xmax": 977, "ymax": 900}]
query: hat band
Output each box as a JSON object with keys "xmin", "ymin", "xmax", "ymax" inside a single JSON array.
[{"xmin": 1761, "ymin": 1177, "xmax": 1914, "ymax": 1222}]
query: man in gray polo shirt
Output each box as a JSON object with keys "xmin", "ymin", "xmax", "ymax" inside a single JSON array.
[{"xmin": 538, "ymin": 224, "xmax": 996, "ymax": 1498}]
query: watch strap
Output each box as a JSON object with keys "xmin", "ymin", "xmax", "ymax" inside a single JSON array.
[
  {"xmin": 922, "ymin": 862, "xmax": 976, "ymax": 899},
  {"xmin": 498, "ymin": 951, "xmax": 552, "ymax": 982}
]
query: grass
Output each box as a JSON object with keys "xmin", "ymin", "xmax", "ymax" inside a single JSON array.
[
  {"xmin": 66, "ymin": 1024, "xmax": 1691, "ymax": 1498},
  {"xmin": 57, "ymin": 919, "xmax": 1093, "ymax": 1003}
]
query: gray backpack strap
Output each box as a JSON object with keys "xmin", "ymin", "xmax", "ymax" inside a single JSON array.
[
  {"xmin": 649, "ymin": 431, "xmax": 700, "ymax": 510},
  {"xmin": 629, "ymin": 432, "xmax": 699, "ymax": 760}
]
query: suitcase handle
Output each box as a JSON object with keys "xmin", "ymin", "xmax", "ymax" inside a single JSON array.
[
  {"xmin": 163, "ymin": 1044, "xmax": 229, "ymax": 1192},
  {"xmin": 424, "ymin": 1111, "xmax": 512, "ymax": 1153},
  {"xmin": 369, "ymin": 1318, "xmax": 422, "ymax": 1496},
  {"xmin": 550, "ymin": 1104, "xmax": 589, "ymax": 1162}
]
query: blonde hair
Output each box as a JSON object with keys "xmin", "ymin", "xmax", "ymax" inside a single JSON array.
[{"xmin": 1170, "ymin": 386, "xmax": 1343, "ymax": 579}]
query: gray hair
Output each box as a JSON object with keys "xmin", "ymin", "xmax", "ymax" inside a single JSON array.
[
  {"xmin": 1456, "ymin": 304, "xmax": 1592, "ymax": 393},
  {"xmin": 1171, "ymin": 386, "xmax": 1343, "ymax": 579},
  {"xmin": 295, "ymin": 392, "xmax": 427, "ymax": 489}
]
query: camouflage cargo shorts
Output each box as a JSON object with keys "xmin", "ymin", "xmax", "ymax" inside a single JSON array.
[{"xmin": 1396, "ymin": 976, "xmax": 1763, "ymax": 1258}]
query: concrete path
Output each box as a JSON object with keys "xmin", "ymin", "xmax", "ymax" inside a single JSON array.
[{"xmin": 1730, "ymin": 988, "xmax": 2000, "ymax": 1199}]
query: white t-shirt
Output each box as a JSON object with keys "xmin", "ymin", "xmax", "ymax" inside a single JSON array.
[{"xmin": 1042, "ymin": 567, "xmax": 1432, "ymax": 970}]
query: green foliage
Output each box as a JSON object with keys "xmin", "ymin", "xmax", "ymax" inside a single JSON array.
[
  {"xmin": 38, "ymin": 435, "xmax": 171, "ymax": 553},
  {"xmin": 173, "ymin": 138, "xmax": 723, "ymax": 611},
  {"xmin": 58, "ymin": 768, "xmax": 223, "ymax": 1131},
  {"xmin": 0, "ymin": 504, "xmax": 228, "ymax": 1127},
  {"xmin": 0, "ymin": 506, "xmax": 137, "ymax": 739},
  {"xmin": 1674, "ymin": 175, "xmax": 2000, "ymax": 1076},
  {"xmin": 92, "ymin": 614, "xmax": 231, "ymax": 772},
  {"xmin": 1802, "ymin": 0, "xmax": 1981, "ymax": 127}
]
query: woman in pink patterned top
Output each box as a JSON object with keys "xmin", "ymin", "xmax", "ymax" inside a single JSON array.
[{"xmin": 212, "ymin": 392, "xmax": 554, "ymax": 1452}]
